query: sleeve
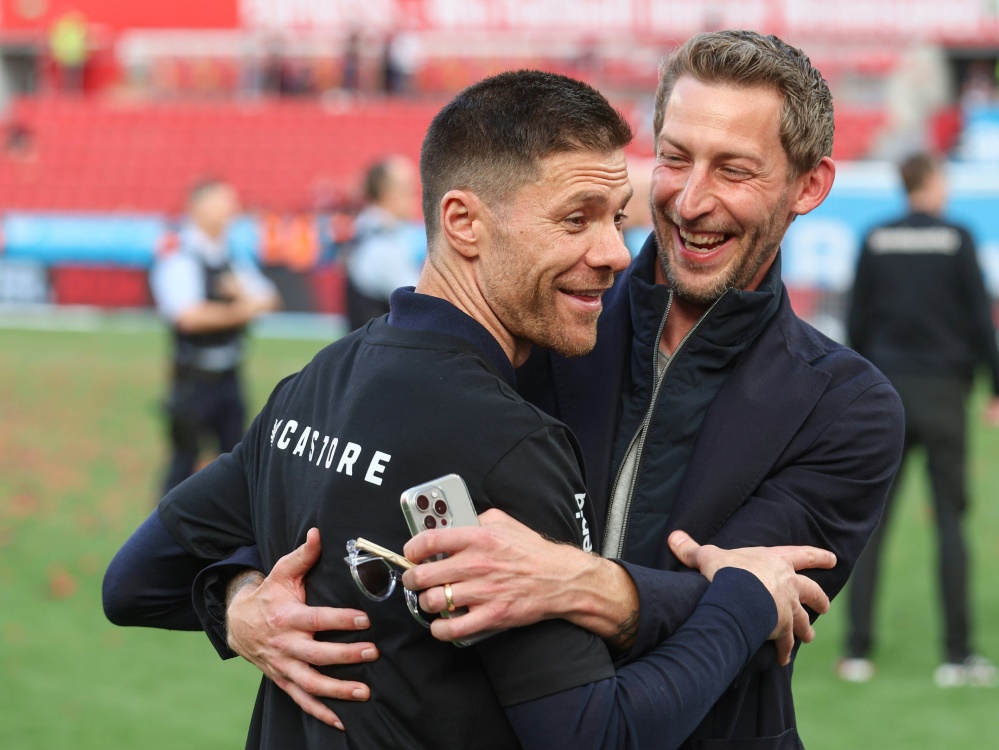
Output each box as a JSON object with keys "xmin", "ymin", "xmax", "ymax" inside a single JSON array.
[
  {"xmin": 846, "ymin": 239, "xmax": 874, "ymax": 354},
  {"xmin": 157, "ymin": 416, "xmax": 260, "ymax": 560},
  {"xmin": 504, "ymin": 568, "xmax": 777, "ymax": 750},
  {"xmin": 191, "ymin": 545, "xmax": 267, "ymax": 659},
  {"xmin": 150, "ymin": 253, "xmax": 206, "ymax": 322},
  {"xmin": 472, "ymin": 425, "xmax": 614, "ymax": 704},
  {"xmin": 956, "ymin": 230, "xmax": 999, "ymax": 394},
  {"xmin": 102, "ymin": 509, "xmax": 211, "ymax": 630},
  {"xmin": 625, "ymin": 379, "xmax": 904, "ymax": 664}
]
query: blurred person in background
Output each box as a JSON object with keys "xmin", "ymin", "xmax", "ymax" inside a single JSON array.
[
  {"xmin": 841, "ymin": 151, "xmax": 999, "ymax": 687},
  {"xmin": 345, "ymin": 156, "xmax": 421, "ymax": 329},
  {"xmin": 48, "ymin": 10, "xmax": 88, "ymax": 94},
  {"xmin": 150, "ymin": 178, "xmax": 281, "ymax": 495}
]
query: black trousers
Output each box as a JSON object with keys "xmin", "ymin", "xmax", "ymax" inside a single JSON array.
[
  {"xmin": 161, "ymin": 369, "xmax": 245, "ymax": 495},
  {"xmin": 845, "ymin": 374, "xmax": 973, "ymax": 663}
]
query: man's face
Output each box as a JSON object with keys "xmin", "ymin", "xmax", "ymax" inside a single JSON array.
[
  {"xmin": 650, "ymin": 76, "xmax": 803, "ymax": 304},
  {"xmin": 195, "ymin": 184, "xmax": 240, "ymax": 237},
  {"xmin": 479, "ymin": 148, "xmax": 633, "ymax": 358}
]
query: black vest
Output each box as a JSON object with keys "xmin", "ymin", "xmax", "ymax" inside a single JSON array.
[{"xmin": 172, "ymin": 255, "xmax": 245, "ymax": 374}]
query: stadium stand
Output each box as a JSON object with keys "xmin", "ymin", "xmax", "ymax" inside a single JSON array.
[
  {"xmin": 0, "ymin": 97, "xmax": 443, "ymax": 213},
  {"xmin": 1, "ymin": 95, "xmax": 894, "ymax": 215}
]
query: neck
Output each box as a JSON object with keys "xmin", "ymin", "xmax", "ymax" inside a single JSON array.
[
  {"xmin": 654, "ymin": 252, "xmax": 776, "ymax": 356},
  {"xmin": 908, "ymin": 195, "xmax": 940, "ymax": 215},
  {"xmin": 415, "ymin": 254, "xmax": 527, "ymax": 367}
]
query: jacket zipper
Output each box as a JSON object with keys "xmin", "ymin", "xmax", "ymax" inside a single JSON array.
[{"xmin": 603, "ymin": 290, "xmax": 726, "ymax": 557}]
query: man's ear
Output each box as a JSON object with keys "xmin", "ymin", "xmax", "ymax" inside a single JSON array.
[
  {"xmin": 440, "ymin": 190, "xmax": 486, "ymax": 259},
  {"xmin": 791, "ymin": 156, "xmax": 836, "ymax": 217}
]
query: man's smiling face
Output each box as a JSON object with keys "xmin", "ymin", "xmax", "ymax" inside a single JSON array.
[
  {"xmin": 479, "ymin": 147, "xmax": 633, "ymax": 358},
  {"xmin": 650, "ymin": 75, "xmax": 803, "ymax": 303}
]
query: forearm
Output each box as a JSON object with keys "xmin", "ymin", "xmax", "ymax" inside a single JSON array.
[
  {"xmin": 505, "ymin": 568, "xmax": 776, "ymax": 750},
  {"xmin": 558, "ymin": 551, "xmax": 641, "ymax": 651},
  {"xmin": 174, "ymin": 300, "xmax": 260, "ymax": 334}
]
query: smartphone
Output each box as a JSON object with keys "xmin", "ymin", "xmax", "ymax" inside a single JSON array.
[
  {"xmin": 400, "ymin": 473, "xmax": 479, "ymax": 538},
  {"xmin": 400, "ymin": 474, "xmax": 500, "ymax": 646}
]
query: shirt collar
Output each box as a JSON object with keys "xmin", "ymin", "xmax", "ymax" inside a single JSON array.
[{"xmin": 387, "ymin": 287, "xmax": 517, "ymax": 386}]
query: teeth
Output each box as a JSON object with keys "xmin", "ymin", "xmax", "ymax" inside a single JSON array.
[{"xmin": 680, "ymin": 229, "xmax": 726, "ymax": 247}]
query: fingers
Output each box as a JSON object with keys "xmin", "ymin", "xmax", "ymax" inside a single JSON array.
[
  {"xmin": 278, "ymin": 679, "xmax": 346, "ymax": 730},
  {"xmin": 793, "ymin": 575, "xmax": 831, "ymax": 616},
  {"xmin": 279, "ymin": 659, "xmax": 371, "ymax": 702},
  {"xmin": 774, "ymin": 626, "xmax": 794, "ymax": 666},
  {"xmin": 403, "ymin": 526, "xmax": 483, "ymax": 567},
  {"xmin": 285, "ymin": 638, "xmax": 379, "ymax": 668},
  {"xmin": 790, "ymin": 600, "xmax": 815, "ymax": 645},
  {"xmin": 270, "ymin": 527, "xmax": 323, "ymax": 584},
  {"xmin": 428, "ymin": 606, "xmax": 501, "ymax": 643},
  {"xmin": 667, "ymin": 530, "xmax": 699, "ymax": 569},
  {"xmin": 282, "ymin": 604, "xmax": 372, "ymax": 634},
  {"xmin": 774, "ymin": 545, "xmax": 837, "ymax": 572}
]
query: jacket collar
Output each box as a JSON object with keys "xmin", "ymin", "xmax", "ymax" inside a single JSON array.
[
  {"xmin": 387, "ymin": 287, "xmax": 517, "ymax": 387},
  {"xmin": 628, "ymin": 232, "xmax": 783, "ymax": 362}
]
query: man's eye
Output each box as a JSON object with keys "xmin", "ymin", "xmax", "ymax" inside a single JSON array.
[
  {"xmin": 566, "ymin": 216, "xmax": 587, "ymax": 228},
  {"xmin": 614, "ymin": 213, "xmax": 628, "ymax": 228}
]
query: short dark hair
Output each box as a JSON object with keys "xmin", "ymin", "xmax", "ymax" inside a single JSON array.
[
  {"xmin": 654, "ymin": 30, "xmax": 834, "ymax": 178},
  {"xmin": 363, "ymin": 160, "xmax": 392, "ymax": 203},
  {"xmin": 419, "ymin": 70, "xmax": 633, "ymax": 243},
  {"xmin": 899, "ymin": 152, "xmax": 940, "ymax": 195}
]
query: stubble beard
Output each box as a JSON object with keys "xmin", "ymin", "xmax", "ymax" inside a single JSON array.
[
  {"xmin": 486, "ymin": 235, "xmax": 605, "ymax": 359},
  {"xmin": 651, "ymin": 199, "xmax": 789, "ymax": 305}
]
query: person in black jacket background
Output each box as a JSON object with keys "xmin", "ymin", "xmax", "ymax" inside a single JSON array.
[{"xmin": 841, "ymin": 151, "xmax": 999, "ymax": 687}]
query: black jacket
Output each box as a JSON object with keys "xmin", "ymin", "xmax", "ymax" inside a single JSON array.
[
  {"xmin": 520, "ymin": 234, "xmax": 905, "ymax": 749},
  {"xmin": 848, "ymin": 209, "xmax": 999, "ymax": 393}
]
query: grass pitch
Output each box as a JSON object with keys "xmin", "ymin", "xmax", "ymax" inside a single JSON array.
[{"xmin": 1, "ymin": 322, "xmax": 997, "ymax": 748}]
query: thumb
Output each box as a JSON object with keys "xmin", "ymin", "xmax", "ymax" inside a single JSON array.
[
  {"xmin": 668, "ymin": 530, "xmax": 700, "ymax": 569},
  {"xmin": 272, "ymin": 527, "xmax": 322, "ymax": 583}
]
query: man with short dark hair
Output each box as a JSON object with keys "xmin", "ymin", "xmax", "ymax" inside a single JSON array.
[
  {"xmin": 211, "ymin": 32, "xmax": 904, "ymax": 749},
  {"xmin": 840, "ymin": 151, "xmax": 999, "ymax": 687},
  {"xmin": 107, "ymin": 69, "xmax": 832, "ymax": 749}
]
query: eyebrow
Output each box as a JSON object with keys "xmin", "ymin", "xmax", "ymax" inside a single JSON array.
[
  {"xmin": 657, "ymin": 134, "xmax": 763, "ymax": 166},
  {"xmin": 568, "ymin": 187, "xmax": 634, "ymax": 208}
]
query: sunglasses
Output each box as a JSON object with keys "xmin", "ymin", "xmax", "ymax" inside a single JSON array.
[{"xmin": 344, "ymin": 538, "xmax": 431, "ymax": 628}]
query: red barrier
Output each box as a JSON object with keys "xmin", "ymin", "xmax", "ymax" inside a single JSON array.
[{"xmin": 50, "ymin": 265, "xmax": 151, "ymax": 307}]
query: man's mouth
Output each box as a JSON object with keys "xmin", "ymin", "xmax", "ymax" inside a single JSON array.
[
  {"xmin": 678, "ymin": 227, "xmax": 731, "ymax": 253},
  {"xmin": 558, "ymin": 286, "xmax": 610, "ymax": 310}
]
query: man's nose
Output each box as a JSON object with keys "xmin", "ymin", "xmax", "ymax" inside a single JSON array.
[
  {"xmin": 675, "ymin": 166, "xmax": 716, "ymax": 221},
  {"xmin": 589, "ymin": 220, "xmax": 633, "ymax": 274}
]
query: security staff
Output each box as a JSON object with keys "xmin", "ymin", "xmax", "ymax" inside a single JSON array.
[
  {"xmin": 150, "ymin": 179, "xmax": 280, "ymax": 494},
  {"xmin": 842, "ymin": 152, "xmax": 999, "ymax": 687}
]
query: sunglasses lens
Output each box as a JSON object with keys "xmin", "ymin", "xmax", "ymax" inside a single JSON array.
[{"xmin": 355, "ymin": 558, "xmax": 393, "ymax": 599}]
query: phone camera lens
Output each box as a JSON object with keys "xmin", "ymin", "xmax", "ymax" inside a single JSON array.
[
  {"xmin": 424, "ymin": 516, "xmax": 437, "ymax": 530},
  {"xmin": 434, "ymin": 499, "xmax": 448, "ymax": 516},
  {"xmin": 416, "ymin": 494, "xmax": 430, "ymax": 511}
]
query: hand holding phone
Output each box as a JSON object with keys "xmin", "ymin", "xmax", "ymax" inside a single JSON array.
[{"xmin": 400, "ymin": 474, "xmax": 502, "ymax": 646}]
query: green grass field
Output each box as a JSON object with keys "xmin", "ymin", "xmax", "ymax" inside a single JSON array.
[{"xmin": 2, "ymin": 322, "xmax": 997, "ymax": 749}]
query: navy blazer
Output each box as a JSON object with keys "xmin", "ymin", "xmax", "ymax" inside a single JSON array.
[{"xmin": 519, "ymin": 240, "xmax": 905, "ymax": 748}]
